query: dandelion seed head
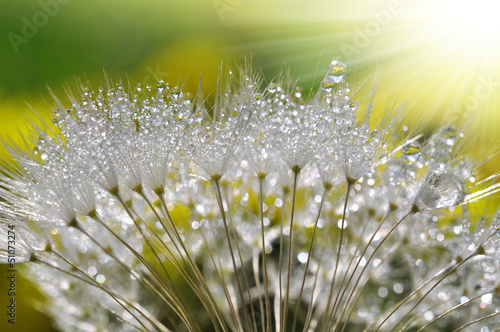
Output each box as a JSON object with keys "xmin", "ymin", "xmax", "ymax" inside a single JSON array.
[{"xmin": 0, "ymin": 60, "xmax": 498, "ymax": 332}]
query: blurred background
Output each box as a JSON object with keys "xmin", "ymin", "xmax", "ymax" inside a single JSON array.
[{"xmin": 0, "ymin": 0, "xmax": 498, "ymax": 330}]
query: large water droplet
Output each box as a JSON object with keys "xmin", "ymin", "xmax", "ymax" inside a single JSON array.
[
  {"xmin": 415, "ymin": 171, "xmax": 465, "ymax": 211},
  {"xmin": 327, "ymin": 60, "xmax": 347, "ymax": 83},
  {"xmin": 157, "ymin": 80, "xmax": 166, "ymax": 93},
  {"xmin": 171, "ymin": 87, "xmax": 181, "ymax": 99},
  {"xmin": 402, "ymin": 142, "xmax": 422, "ymax": 162},
  {"xmin": 267, "ymin": 83, "xmax": 278, "ymax": 94},
  {"xmin": 294, "ymin": 86, "xmax": 302, "ymax": 98},
  {"xmin": 322, "ymin": 80, "xmax": 335, "ymax": 92},
  {"xmin": 440, "ymin": 126, "xmax": 457, "ymax": 146},
  {"xmin": 348, "ymin": 100, "xmax": 358, "ymax": 111}
]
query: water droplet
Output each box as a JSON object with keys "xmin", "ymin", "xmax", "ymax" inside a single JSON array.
[
  {"xmin": 402, "ymin": 142, "xmax": 422, "ymax": 162},
  {"xmin": 415, "ymin": 171, "xmax": 465, "ymax": 211},
  {"xmin": 294, "ymin": 87, "xmax": 302, "ymax": 98},
  {"xmin": 440, "ymin": 126, "xmax": 457, "ymax": 146},
  {"xmin": 184, "ymin": 93, "xmax": 193, "ymax": 105},
  {"xmin": 322, "ymin": 80, "xmax": 335, "ymax": 92},
  {"xmin": 171, "ymin": 87, "xmax": 181, "ymax": 99},
  {"xmin": 267, "ymin": 83, "xmax": 277, "ymax": 94},
  {"xmin": 193, "ymin": 109, "xmax": 204, "ymax": 121},
  {"xmin": 327, "ymin": 60, "xmax": 347, "ymax": 83},
  {"xmin": 157, "ymin": 80, "xmax": 166, "ymax": 93},
  {"xmin": 348, "ymin": 101, "xmax": 358, "ymax": 111},
  {"xmin": 136, "ymin": 83, "xmax": 142, "ymax": 92}
]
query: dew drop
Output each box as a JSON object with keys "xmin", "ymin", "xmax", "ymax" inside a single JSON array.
[
  {"xmin": 267, "ymin": 83, "xmax": 278, "ymax": 94},
  {"xmin": 440, "ymin": 126, "xmax": 457, "ymax": 146},
  {"xmin": 327, "ymin": 60, "xmax": 347, "ymax": 83},
  {"xmin": 402, "ymin": 142, "xmax": 422, "ymax": 162},
  {"xmin": 415, "ymin": 171, "xmax": 465, "ymax": 211},
  {"xmin": 171, "ymin": 87, "xmax": 181, "ymax": 99},
  {"xmin": 322, "ymin": 80, "xmax": 335, "ymax": 92},
  {"xmin": 157, "ymin": 80, "xmax": 166, "ymax": 93},
  {"xmin": 294, "ymin": 87, "xmax": 302, "ymax": 98},
  {"xmin": 194, "ymin": 109, "xmax": 204, "ymax": 121},
  {"xmin": 348, "ymin": 101, "xmax": 358, "ymax": 111}
]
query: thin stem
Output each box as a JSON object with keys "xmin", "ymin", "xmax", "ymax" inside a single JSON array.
[
  {"xmin": 258, "ymin": 175, "xmax": 272, "ymax": 332},
  {"xmin": 362, "ymin": 258, "xmax": 454, "ymax": 332},
  {"xmin": 213, "ymin": 177, "xmax": 252, "ymax": 330},
  {"xmin": 413, "ymin": 291, "xmax": 491, "ymax": 332},
  {"xmin": 74, "ymin": 222, "xmax": 180, "ymax": 329},
  {"xmin": 328, "ymin": 208, "xmax": 394, "ymax": 327},
  {"xmin": 138, "ymin": 190, "xmax": 193, "ymax": 273},
  {"xmin": 302, "ymin": 261, "xmax": 322, "ymax": 332},
  {"xmin": 337, "ymin": 208, "xmax": 415, "ymax": 332},
  {"xmin": 41, "ymin": 252, "xmax": 165, "ymax": 332},
  {"xmin": 386, "ymin": 250, "xmax": 480, "ymax": 332},
  {"xmin": 141, "ymin": 191, "xmax": 224, "ymax": 331},
  {"xmin": 398, "ymin": 300, "xmax": 443, "ymax": 332},
  {"xmin": 199, "ymin": 227, "xmax": 241, "ymax": 331},
  {"xmin": 252, "ymin": 248, "xmax": 266, "ymax": 331},
  {"xmin": 277, "ymin": 189, "xmax": 289, "ymax": 332},
  {"xmin": 291, "ymin": 185, "xmax": 330, "ymax": 332},
  {"xmin": 283, "ymin": 167, "xmax": 301, "ymax": 332},
  {"xmin": 114, "ymin": 194, "xmax": 200, "ymax": 331},
  {"xmin": 345, "ymin": 244, "xmax": 402, "ymax": 332},
  {"xmin": 157, "ymin": 193, "xmax": 229, "ymax": 332},
  {"xmin": 302, "ymin": 213, "xmax": 334, "ymax": 332},
  {"xmin": 32, "ymin": 259, "xmax": 145, "ymax": 332},
  {"xmin": 320, "ymin": 180, "xmax": 353, "ymax": 332},
  {"xmin": 89, "ymin": 212, "xmax": 191, "ymax": 325},
  {"xmin": 327, "ymin": 206, "xmax": 378, "ymax": 327},
  {"xmin": 222, "ymin": 183, "xmax": 258, "ymax": 332},
  {"xmin": 114, "ymin": 196, "xmax": 178, "ymax": 287},
  {"xmin": 451, "ymin": 312, "xmax": 498, "ymax": 332}
]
